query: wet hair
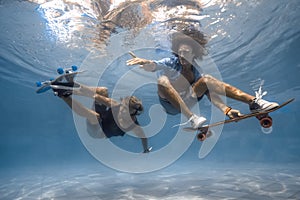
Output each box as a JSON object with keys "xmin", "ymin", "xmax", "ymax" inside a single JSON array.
[
  {"xmin": 170, "ymin": 25, "xmax": 208, "ymax": 59},
  {"xmin": 122, "ymin": 96, "xmax": 144, "ymax": 115}
]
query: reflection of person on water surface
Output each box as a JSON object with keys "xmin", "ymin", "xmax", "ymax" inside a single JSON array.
[
  {"xmin": 127, "ymin": 26, "xmax": 279, "ymax": 129},
  {"xmin": 52, "ymin": 83, "xmax": 151, "ymax": 153}
]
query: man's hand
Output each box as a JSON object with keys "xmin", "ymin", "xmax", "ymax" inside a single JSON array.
[
  {"xmin": 227, "ymin": 108, "xmax": 242, "ymax": 119},
  {"xmin": 126, "ymin": 52, "xmax": 156, "ymax": 71},
  {"xmin": 143, "ymin": 147, "xmax": 152, "ymax": 153}
]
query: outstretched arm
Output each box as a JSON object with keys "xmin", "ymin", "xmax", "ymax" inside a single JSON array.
[
  {"xmin": 126, "ymin": 52, "xmax": 157, "ymax": 72},
  {"xmin": 131, "ymin": 125, "xmax": 151, "ymax": 153}
]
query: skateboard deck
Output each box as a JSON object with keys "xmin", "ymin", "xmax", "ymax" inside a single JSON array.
[
  {"xmin": 184, "ymin": 98, "xmax": 294, "ymax": 141},
  {"xmin": 36, "ymin": 67, "xmax": 84, "ymax": 94}
]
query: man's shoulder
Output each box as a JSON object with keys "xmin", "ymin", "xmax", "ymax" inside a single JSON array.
[{"xmin": 159, "ymin": 55, "xmax": 178, "ymax": 66}]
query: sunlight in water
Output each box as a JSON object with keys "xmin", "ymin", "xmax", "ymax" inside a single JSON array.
[
  {"xmin": 30, "ymin": 0, "xmax": 242, "ymax": 46},
  {"xmin": 28, "ymin": 0, "xmax": 254, "ymax": 50},
  {"xmin": 33, "ymin": 0, "xmax": 100, "ymax": 46}
]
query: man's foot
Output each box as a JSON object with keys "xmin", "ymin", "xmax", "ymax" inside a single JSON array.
[
  {"xmin": 249, "ymin": 98, "xmax": 279, "ymax": 113},
  {"xmin": 189, "ymin": 114, "xmax": 207, "ymax": 129},
  {"xmin": 51, "ymin": 81, "xmax": 80, "ymax": 89},
  {"xmin": 53, "ymin": 89, "xmax": 73, "ymax": 97},
  {"xmin": 51, "ymin": 82, "xmax": 80, "ymax": 97}
]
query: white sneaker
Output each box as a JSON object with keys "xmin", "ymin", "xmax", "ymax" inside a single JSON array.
[
  {"xmin": 189, "ymin": 114, "xmax": 207, "ymax": 129},
  {"xmin": 249, "ymin": 98, "xmax": 279, "ymax": 113}
]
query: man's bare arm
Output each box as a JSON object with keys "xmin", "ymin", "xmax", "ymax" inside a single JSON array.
[
  {"xmin": 126, "ymin": 52, "xmax": 156, "ymax": 72},
  {"xmin": 131, "ymin": 125, "xmax": 150, "ymax": 153}
]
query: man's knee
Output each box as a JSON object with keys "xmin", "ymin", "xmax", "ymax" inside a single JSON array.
[
  {"xmin": 96, "ymin": 87, "xmax": 108, "ymax": 97},
  {"xmin": 193, "ymin": 74, "xmax": 215, "ymax": 94},
  {"xmin": 198, "ymin": 74, "xmax": 221, "ymax": 86},
  {"xmin": 202, "ymin": 74, "xmax": 215, "ymax": 83},
  {"xmin": 157, "ymin": 76, "xmax": 171, "ymax": 88}
]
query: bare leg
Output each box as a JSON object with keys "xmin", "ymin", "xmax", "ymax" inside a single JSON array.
[
  {"xmin": 94, "ymin": 94, "xmax": 120, "ymax": 108},
  {"xmin": 72, "ymin": 83, "xmax": 119, "ymax": 109},
  {"xmin": 206, "ymin": 91, "xmax": 229, "ymax": 112},
  {"xmin": 157, "ymin": 76, "xmax": 193, "ymax": 118},
  {"xmin": 61, "ymin": 96, "xmax": 100, "ymax": 125},
  {"xmin": 193, "ymin": 74, "xmax": 254, "ymax": 104},
  {"xmin": 73, "ymin": 83, "xmax": 108, "ymax": 98}
]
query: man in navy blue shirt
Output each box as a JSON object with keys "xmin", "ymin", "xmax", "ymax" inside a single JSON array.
[
  {"xmin": 53, "ymin": 84, "xmax": 151, "ymax": 153},
  {"xmin": 127, "ymin": 27, "xmax": 278, "ymax": 129}
]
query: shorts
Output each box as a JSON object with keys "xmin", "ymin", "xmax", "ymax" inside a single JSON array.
[{"xmin": 159, "ymin": 87, "xmax": 206, "ymax": 115}]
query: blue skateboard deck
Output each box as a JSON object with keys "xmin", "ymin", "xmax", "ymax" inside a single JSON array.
[{"xmin": 36, "ymin": 67, "xmax": 84, "ymax": 94}]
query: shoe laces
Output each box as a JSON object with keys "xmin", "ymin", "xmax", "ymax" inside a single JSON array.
[{"xmin": 254, "ymin": 85, "xmax": 267, "ymax": 103}]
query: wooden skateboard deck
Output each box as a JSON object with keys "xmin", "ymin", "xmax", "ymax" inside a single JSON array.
[{"xmin": 183, "ymin": 98, "xmax": 294, "ymax": 141}]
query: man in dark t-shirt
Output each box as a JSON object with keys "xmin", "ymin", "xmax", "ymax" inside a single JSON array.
[{"xmin": 53, "ymin": 83, "xmax": 151, "ymax": 153}]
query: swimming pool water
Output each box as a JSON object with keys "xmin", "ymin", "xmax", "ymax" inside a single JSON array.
[{"xmin": 0, "ymin": 0, "xmax": 299, "ymax": 199}]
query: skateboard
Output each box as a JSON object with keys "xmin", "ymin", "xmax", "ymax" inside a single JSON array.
[
  {"xmin": 36, "ymin": 65, "xmax": 84, "ymax": 95},
  {"xmin": 183, "ymin": 98, "xmax": 294, "ymax": 141}
]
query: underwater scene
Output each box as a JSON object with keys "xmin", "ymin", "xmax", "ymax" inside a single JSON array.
[{"xmin": 0, "ymin": 0, "xmax": 300, "ymax": 199}]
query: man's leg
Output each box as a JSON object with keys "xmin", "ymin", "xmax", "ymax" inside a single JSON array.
[
  {"xmin": 157, "ymin": 76, "xmax": 194, "ymax": 118},
  {"xmin": 193, "ymin": 75, "xmax": 278, "ymax": 112},
  {"xmin": 72, "ymin": 83, "xmax": 119, "ymax": 110},
  {"xmin": 61, "ymin": 96, "xmax": 99, "ymax": 125},
  {"xmin": 62, "ymin": 96, "xmax": 106, "ymax": 138},
  {"xmin": 157, "ymin": 76, "xmax": 206, "ymax": 128},
  {"xmin": 73, "ymin": 84, "xmax": 108, "ymax": 98},
  {"xmin": 193, "ymin": 74, "xmax": 254, "ymax": 104}
]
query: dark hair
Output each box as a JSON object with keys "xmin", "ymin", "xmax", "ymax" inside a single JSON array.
[
  {"xmin": 170, "ymin": 26, "xmax": 208, "ymax": 59},
  {"xmin": 123, "ymin": 96, "xmax": 144, "ymax": 115}
]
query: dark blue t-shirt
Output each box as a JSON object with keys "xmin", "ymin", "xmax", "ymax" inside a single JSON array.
[{"xmin": 95, "ymin": 104, "xmax": 138, "ymax": 138}]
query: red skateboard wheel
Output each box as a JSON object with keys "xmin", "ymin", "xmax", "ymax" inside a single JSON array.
[
  {"xmin": 197, "ymin": 133, "xmax": 206, "ymax": 141},
  {"xmin": 260, "ymin": 116, "xmax": 273, "ymax": 128}
]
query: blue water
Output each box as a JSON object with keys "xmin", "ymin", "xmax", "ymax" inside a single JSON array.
[{"xmin": 1, "ymin": 0, "xmax": 300, "ymax": 199}]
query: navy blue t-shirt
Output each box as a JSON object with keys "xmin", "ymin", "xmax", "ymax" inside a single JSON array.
[{"xmin": 95, "ymin": 104, "xmax": 138, "ymax": 138}]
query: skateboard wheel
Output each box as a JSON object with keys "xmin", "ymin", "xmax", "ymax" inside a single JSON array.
[
  {"xmin": 260, "ymin": 116, "xmax": 273, "ymax": 128},
  {"xmin": 197, "ymin": 133, "xmax": 206, "ymax": 141},
  {"xmin": 71, "ymin": 65, "xmax": 78, "ymax": 71},
  {"xmin": 36, "ymin": 81, "xmax": 42, "ymax": 87},
  {"xmin": 57, "ymin": 67, "xmax": 64, "ymax": 74}
]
